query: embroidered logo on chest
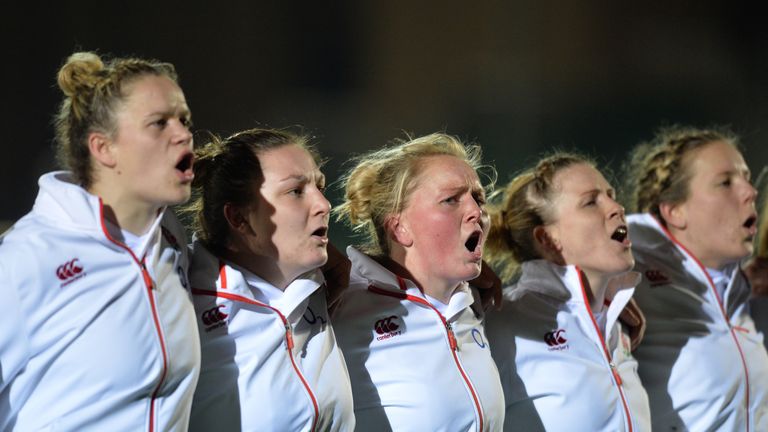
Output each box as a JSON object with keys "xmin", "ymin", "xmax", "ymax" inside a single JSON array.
[
  {"xmin": 374, "ymin": 315, "xmax": 402, "ymax": 341},
  {"xmin": 56, "ymin": 258, "xmax": 87, "ymax": 287},
  {"xmin": 645, "ymin": 269, "xmax": 670, "ymax": 287},
  {"xmin": 201, "ymin": 305, "xmax": 229, "ymax": 332},
  {"xmin": 544, "ymin": 329, "xmax": 569, "ymax": 351}
]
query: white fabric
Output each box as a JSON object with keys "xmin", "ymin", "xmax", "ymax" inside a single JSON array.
[
  {"xmin": 0, "ymin": 171, "xmax": 200, "ymax": 431},
  {"xmin": 189, "ymin": 241, "xmax": 354, "ymax": 432},
  {"xmin": 332, "ymin": 246, "xmax": 505, "ymax": 432},
  {"xmin": 484, "ymin": 260, "xmax": 651, "ymax": 432},
  {"xmin": 628, "ymin": 213, "xmax": 768, "ymax": 431}
]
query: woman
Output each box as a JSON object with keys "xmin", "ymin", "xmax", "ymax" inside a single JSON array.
[
  {"xmin": 0, "ymin": 52, "xmax": 199, "ymax": 430},
  {"xmin": 626, "ymin": 125, "xmax": 768, "ymax": 431},
  {"xmin": 333, "ymin": 133, "xmax": 505, "ymax": 431},
  {"xmin": 483, "ymin": 154, "xmax": 651, "ymax": 431},
  {"xmin": 186, "ymin": 128, "xmax": 354, "ymax": 431}
]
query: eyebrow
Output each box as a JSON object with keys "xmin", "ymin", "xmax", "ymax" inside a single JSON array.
[
  {"xmin": 579, "ymin": 187, "xmax": 615, "ymax": 197},
  {"xmin": 278, "ymin": 172, "xmax": 325, "ymax": 183}
]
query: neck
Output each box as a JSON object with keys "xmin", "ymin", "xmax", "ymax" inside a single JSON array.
[
  {"xmin": 578, "ymin": 268, "xmax": 609, "ymax": 312},
  {"xmin": 385, "ymin": 249, "xmax": 459, "ymax": 304},
  {"xmin": 667, "ymin": 226, "xmax": 732, "ymax": 271},
  {"xmin": 223, "ymin": 248, "xmax": 298, "ymax": 291},
  {"xmin": 90, "ymin": 183, "xmax": 160, "ymax": 236}
]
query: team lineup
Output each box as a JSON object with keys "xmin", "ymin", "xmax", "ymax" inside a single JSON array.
[{"xmin": 1, "ymin": 51, "xmax": 766, "ymax": 431}]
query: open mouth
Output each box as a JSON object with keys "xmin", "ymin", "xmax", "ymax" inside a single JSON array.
[
  {"xmin": 744, "ymin": 215, "xmax": 757, "ymax": 229},
  {"xmin": 465, "ymin": 231, "xmax": 482, "ymax": 252},
  {"xmin": 611, "ymin": 225, "xmax": 628, "ymax": 243},
  {"xmin": 175, "ymin": 152, "xmax": 194, "ymax": 173},
  {"xmin": 311, "ymin": 226, "xmax": 328, "ymax": 238}
]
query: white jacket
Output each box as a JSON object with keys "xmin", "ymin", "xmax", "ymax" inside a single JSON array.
[
  {"xmin": 628, "ymin": 213, "xmax": 768, "ymax": 431},
  {"xmin": 484, "ymin": 260, "xmax": 651, "ymax": 432},
  {"xmin": 0, "ymin": 172, "xmax": 200, "ymax": 431},
  {"xmin": 332, "ymin": 247, "xmax": 505, "ymax": 432},
  {"xmin": 188, "ymin": 241, "xmax": 355, "ymax": 431}
]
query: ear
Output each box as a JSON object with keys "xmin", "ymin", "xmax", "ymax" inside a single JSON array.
[
  {"xmin": 659, "ymin": 201, "xmax": 687, "ymax": 230},
  {"xmin": 87, "ymin": 131, "xmax": 117, "ymax": 168},
  {"xmin": 387, "ymin": 214, "xmax": 413, "ymax": 247},
  {"xmin": 533, "ymin": 225, "xmax": 561, "ymax": 254},
  {"xmin": 223, "ymin": 203, "xmax": 252, "ymax": 236}
]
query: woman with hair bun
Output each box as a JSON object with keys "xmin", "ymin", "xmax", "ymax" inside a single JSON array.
[
  {"xmin": 483, "ymin": 154, "xmax": 650, "ymax": 432},
  {"xmin": 333, "ymin": 133, "xmax": 504, "ymax": 431},
  {"xmin": 185, "ymin": 128, "xmax": 354, "ymax": 431},
  {"xmin": 625, "ymin": 125, "xmax": 768, "ymax": 431},
  {"xmin": 0, "ymin": 52, "xmax": 199, "ymax": 430}
]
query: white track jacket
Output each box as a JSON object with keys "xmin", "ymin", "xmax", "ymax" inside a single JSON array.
[
  {"xmin": 188, "ymin": 241, "xmax": 355, "ymax": 431},
  {"xmin": 0, "ymin": 172, "xmax": 200, "ymax": 431},
  {"xmin": 484, "ymin": 260, "xmax": 651, "ymax": 432},
  {"xmin": 628, "ymin": 213, "xmax": 768, "ymax": 431},
  {"xmin": 332, "ymin": 247, "xmax": 505, "ymax": 432}
]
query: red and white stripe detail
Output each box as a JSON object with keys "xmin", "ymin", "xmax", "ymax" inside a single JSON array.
[
  {"xmin": 98, "ymin": 199, "xmax": 168, "ymax": 432},
  {"xmin": 367, "ymin": 277, "xmax": 485, "ymax": 432},
  {"xmin": 192, "ymin": 261, "xmax": 320, "ymax": 432}
]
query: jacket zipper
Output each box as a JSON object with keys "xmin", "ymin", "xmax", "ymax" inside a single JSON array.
[
  {"xmin": 368, "ymin": 284, "xmax": 485, "ymax": 432},
  {"xmin": 575, "ymin": 268, "xmax": 633, "ymax": 432},
  {"xmin": 98, "ymin": 200, "xmax": 167, "ymax": 432},
  {"xmin": 192, "ymin": 285, "xmax": 320, "ymax": 432},
  {"xmin": 654, "ymin": 218, "xmax": 751, "ymax": 431}
]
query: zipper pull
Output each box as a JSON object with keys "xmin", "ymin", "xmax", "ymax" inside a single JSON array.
[
  {"xmin": 285, "ymin": 323, "xmax": 295, "ymax": 351},
  {"xmin": 446, "ymin": 322, "xmax": 459, "ymax": 351},
  {"xmin": 609, "ymin": 362, "xmax": 623, "ymax": 386}
]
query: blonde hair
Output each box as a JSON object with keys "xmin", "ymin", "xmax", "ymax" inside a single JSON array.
[
  {"xmin": 54, "ymin": 51, "xmax": 178, "ymax": 187},
  {"xmin": 486, "ymin": 153, "xmax": 592, "ymax": 282},
  {"xmin": 336, "ymin": 132, "xmax": 489, "ymax": 255},
  {"xmin": 626, "ymin": 125, "xmax": 738, "ymax": 221},
  {"xmin": 183, "ymin": 128, "xmax": 313, "ymax": 256}
]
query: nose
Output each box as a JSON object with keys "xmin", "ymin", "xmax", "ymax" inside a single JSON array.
[
  {"xmin": 171, "ymin": 119, "xmax": 193, "ymax": 146},
  {"xmin": 743, "ymin": 180, "xmax": 758, "ymax": 204},
  {"xmin": 465, "ymin": 196, "xmax": 485, "ymax": 226},
  {"xmin": 312, "ymin": 187, "xmax": 332, "ymax": 217},
  {"xmin": 607, "ymin": 197, "xmax": 625, "ymax": 220}
]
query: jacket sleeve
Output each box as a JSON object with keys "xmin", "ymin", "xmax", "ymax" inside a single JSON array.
[{"xmin": 0, "ymin": 258, "xmax": 31, "ymax": 430}]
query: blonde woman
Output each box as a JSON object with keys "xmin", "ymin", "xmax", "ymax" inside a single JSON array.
[
  {"xmin": 484, "ymin": 154, "xmax": 650, "ymax": 431},
  {"xmin": 626, "ymin": 125, "xmax": 768, "ymax": 430},
  {"xmin": 333, "ymin": 133, "xmax": 504, "ymax": 431},
  {"xmin": 0, "ymin": 52, "xmax": 199, "ymax": 430}
]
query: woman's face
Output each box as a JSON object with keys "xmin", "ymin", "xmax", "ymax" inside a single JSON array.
[
  {"xmin": 243, "ymin": 144, "xmax": 331, "ymax": 285},
  {"xmin": 666, "ymin": 141, "xmax": 757, "ymax": 269},
  {"xmin": 394, "ymin": 155, "xmax": 488, "ymax": 289},
  {"xmin": 543, "ymin": 163, "xmax": 634, "ymax": 281},
  {"xmin": 108, "ymin": 74, "xmax": 194, "ymax": 207}
]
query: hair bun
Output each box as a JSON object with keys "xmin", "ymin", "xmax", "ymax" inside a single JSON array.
[{"xmin": 57, "ymin": 52, "xmax": 105, "ymax": 97}]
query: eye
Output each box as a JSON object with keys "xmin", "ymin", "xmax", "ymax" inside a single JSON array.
[
  {"xmin": 720, "ymin": 178, "xmax": 732, "ymax": 187},
  {"xmin": 180, "ymin": 116, "xmax": 193, "ymax": 128},
  {"xmin": 152, "ymin": 118, "xmax": 168, "ymax": 128},
  {"xmin": 442, "ymin": 196, "xmax": 459, "ymax": 204},
  {"xmin": 288, "ymin": 186, "xmax": 304, "ymax": 196},
  {"xmin": 473, "ymin": 193, "xmax": 486, "ymax": 206}
]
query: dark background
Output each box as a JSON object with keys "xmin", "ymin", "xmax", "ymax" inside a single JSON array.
[{"xmin": 5, "ymin": 2, "xmax": 768, "ymax": 246}]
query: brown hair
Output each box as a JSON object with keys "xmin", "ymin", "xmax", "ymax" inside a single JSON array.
[
  {"xmin": 54, "ymin": 51, "xmax": 178, "ymax": 187},
  {"xmin": 486, "ymin": 153, "xmax": 592, "ymax": 282},
  {"xmin": 626, "ymin": 125, "xmax": 738, "ymax": 222},
  {"xmin": 185, "ymin": 128, "xmax": 314, "ymax": 256},
  {"xmin": 335, "ymin": 132, "xmax": 490, "ymax": 256}
]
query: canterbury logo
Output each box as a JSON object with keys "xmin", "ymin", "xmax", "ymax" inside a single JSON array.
[
  {"xmin": 374, "ymin": 315, "xmax": 402, "ymax": 341},
  {"xmin": 544, "ymin": 329, "xmax": 569, "ymax": 351},
  {"xmin": 56, "ymin": 258, "xmax": 83, "ymax": 280},
  {"xmin": 375, "ymin": 315, "xmax": 399, "ymax": 334},
  {"xmin": 201, "ymin": 305, "xmax": 228, "ymax": 326},
  {"xmin": 645, "ymin": 269, "xmax": 670, "ymax": 286},
  {"xmin": 56, "ymin": 258, "xmax": 87, "ymax": 287}
]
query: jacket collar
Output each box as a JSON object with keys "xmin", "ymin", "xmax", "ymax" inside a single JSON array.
[
  {"xmin": 192, "ymin": 240, "xmax": 324, "ymax": 319},
  {"xmin": 347, "ymin": 246, "xmax": 475, "ymax": 320},
  {"xmin": 33, "ymin": 171, "xmax": 165, "ymax": 257},
  {"xmin": 512, "ymin": 259, "xmax": 640, "ymax": 338}
]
